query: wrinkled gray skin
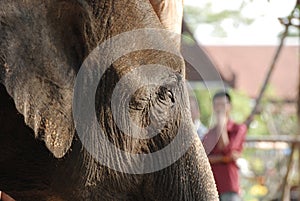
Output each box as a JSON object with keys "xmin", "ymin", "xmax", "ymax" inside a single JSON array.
[{"xmin": 0, "ymin": 0, "xmax": 218, "ymax": 200}]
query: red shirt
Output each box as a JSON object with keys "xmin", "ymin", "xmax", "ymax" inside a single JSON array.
[{"xmin": 202, "ymin": 120, "xmax": 247, "ymax": 195}]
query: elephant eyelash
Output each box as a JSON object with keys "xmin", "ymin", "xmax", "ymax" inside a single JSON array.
[
  {"xmin": 167, "ymin": 90, "xmax": 175, "ymax": 103},
  {"xmin": 157, "ymin": 87, "xmax": 175, "ymax": 106}
]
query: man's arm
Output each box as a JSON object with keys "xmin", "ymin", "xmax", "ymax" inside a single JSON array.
[
  {"xmin": 222, "ymin": 124, "xmax": 247, "ymax": 155},
  {"xmin": 215, "ymin": 112, "xmax": 229, "ymax": 149},
  {"xmin": 208, "ymin": 153, "xmax": 238, "ymax": 164},
  {"xmin": 218, "ymin": 123, "xmax": 247, "ymax": 164}
]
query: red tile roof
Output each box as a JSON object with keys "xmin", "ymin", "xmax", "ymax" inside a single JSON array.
[{"xmin": 203, "ymin": 45, "xmax": 299, "ymax": 100}]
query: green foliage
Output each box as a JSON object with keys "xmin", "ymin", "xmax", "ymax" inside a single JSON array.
[
  {"xmin": 181, "ymin": 33, "xmax": 196, "ymax": 45},
  {"xmin": 192, "ymin": 87, "xmax": 273, "ymax": 135},
  {"xmin": 184, "ymin": 1, "xmax": 299, "ymax": 38},
  {"xmin": 192, "ymin": 87, "xmax": 253, "ymax": 126},
  {"xmin": 283, "ymin": 2, "xmax": 300, "ymax": 37},
  {"xmin": 192, "ymin": 86, "xmax": 297, "ymax": 200},
  {"xmin": 248, "ymin": 115, "xmax": 270, "ymax": 135},
  {"xmin": 193, "ymin": 87, "xmax": 213, "ymax": 126},
  {"xmin": 230, "ymin": 90, "xmax": 252, "ymax": 123},
  {"xmin": 240, "ymin": 147, "xmax": 290, "ymax": 200},
  {"xmin": 192, "ymin": 85, "xmax": 297, "ymax": 136},
  {"xmin": 184, "ymin": 3, "xmax": 254, "ymax": 37}
]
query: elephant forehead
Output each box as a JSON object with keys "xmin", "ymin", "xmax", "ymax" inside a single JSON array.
[
  {"xmin": 129, "ymin": 84, "xmax": 175, "ymax": 107},
  {"xmin": 115, "ymin": 59, "xmax": 183, "ymax": 91}
]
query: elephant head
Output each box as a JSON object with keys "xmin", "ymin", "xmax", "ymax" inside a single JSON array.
[{"xmin": 0, "ymin": 0, "xmax": 218, "ymax": 200}]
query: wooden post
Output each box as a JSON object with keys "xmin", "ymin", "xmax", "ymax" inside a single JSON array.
[
  {"xmin": 297, "ymin": 25, "xmax": 300, "ymax": 201},
  {"xmin": 280, "ymin": 143, "xmax": 296, "ymax": 200}
]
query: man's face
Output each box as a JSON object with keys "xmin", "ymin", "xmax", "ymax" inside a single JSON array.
[{"xmin": 213, "ymin": 96, "xmax": 231, "ymax": 117}]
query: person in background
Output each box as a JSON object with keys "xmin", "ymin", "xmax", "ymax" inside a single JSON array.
[
  {"xmin": 189, "ymin": 96, "xmax": 207, "ymax": 139},
  {"xmin": 202, "ymin": 91, "xmax": 247, "ymax": 201}
]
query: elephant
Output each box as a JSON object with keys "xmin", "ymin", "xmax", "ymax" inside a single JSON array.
[{"xmin": 0, "ymin": 0, "xmax": 218, "ymax": 200}]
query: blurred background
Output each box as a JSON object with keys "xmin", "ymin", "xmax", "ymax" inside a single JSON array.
[{"xmin": 182, "ymin": 0, "xmax": 300, "ymax": 200}]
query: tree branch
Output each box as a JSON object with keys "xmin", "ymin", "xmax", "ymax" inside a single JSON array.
[{"xmin": 243, "ymin": 2, "xmax": 300, "ymax": 128}]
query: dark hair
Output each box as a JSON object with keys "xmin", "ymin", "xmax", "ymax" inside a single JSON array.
[{"xmin": 213, "ymin": 91, "xmax": 231, "ymax": 103}]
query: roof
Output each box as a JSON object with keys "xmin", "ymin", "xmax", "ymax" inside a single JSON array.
[
  {"xmin": 182, "ymin": 42, "xmax": 223, "ymax": 82},
  {"xmin": 181, "ymin": 20, "xmax": 225, "ymax": 85},
  {"xmin": 199, "ymin": 45, "xmax": 299, "ymax": 100}
]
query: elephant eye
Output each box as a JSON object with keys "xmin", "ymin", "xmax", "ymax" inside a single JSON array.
[
  {"xmin": 157, "ymin": 86, "xmax": 175, "ymax": 104},
  {"xmin": 167, "ymin": 90, "xmax": 175, "ymax": 103}
]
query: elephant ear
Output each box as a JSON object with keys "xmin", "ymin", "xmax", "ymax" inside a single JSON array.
[
  {"xmin": 0, "ymin": 1, "xmax": 88, "ymax": 158},
  {"xmin": 149, "ymin": 0, "xmax": 183, "ymax": 48},
  {"xmin": 3, "ymin": 74, "xmax": 75, "ymax": 158}
]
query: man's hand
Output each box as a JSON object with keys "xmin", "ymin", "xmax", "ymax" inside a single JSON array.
[
  {"xmin": 208, "ymin": 151, "xmax": 240, "ymax": 165},
  {"xmin": 216, "ymin": 111, "xmax": 227, "ymax": 128},
  {"xmin": 231, "ymin": 151, "xmax": 241, "ymax": 161},
  {"xmin": 215, "ymin": 112, "xmax": 229, "ymax": 149}
]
